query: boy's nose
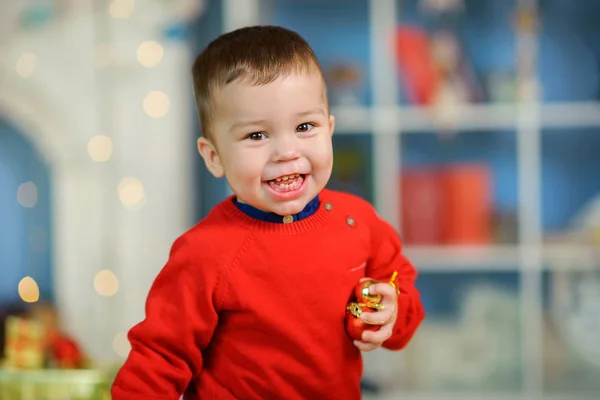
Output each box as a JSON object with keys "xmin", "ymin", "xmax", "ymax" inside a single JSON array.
[{"xmin": 273, "ymin": 136, "xmax": 301, "ymax": 162}]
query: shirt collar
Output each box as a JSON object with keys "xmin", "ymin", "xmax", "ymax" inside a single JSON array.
[{"xmin": 233, "ymin": 195, "xmax": 320, "ymax": 223}]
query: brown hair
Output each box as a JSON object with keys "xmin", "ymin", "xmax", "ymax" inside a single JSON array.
[{"xmin": 191, "ymin": 25, "xmax": 325, "ymax": 141}]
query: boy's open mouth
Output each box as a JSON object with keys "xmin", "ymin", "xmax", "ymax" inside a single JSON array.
[{"xmin": 265, "ymin": 173, "xmax": 306, "ymax": 193}]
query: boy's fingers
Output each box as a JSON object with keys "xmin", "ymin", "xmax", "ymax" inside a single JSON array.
[
  {"xmin": 359, "ymin": 308, "xmax": 393, "ymax": 325},
  {"xmin": 369, "ymin": 283, "xmax": 398, "ymax": 310},
  {"xmin": 368, "ymin": 282, "xmax": 396, "ymax": 298},
  {"xmin": 361, "ymin": 323, "xmax": 393, "ymax": 344},
  {"xmin": 353, "ymin": 340, "xmax": 379, "ymax": 352}
]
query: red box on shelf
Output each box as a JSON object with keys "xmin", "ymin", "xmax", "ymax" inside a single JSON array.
[
  {"xmin": 400, "ymin": 167, "xmax": 444, "ymax": 245},
  {"xmin": 400, "ymin": 163, "xmax": 493, "ymax": 245},
  {"xmin": 441, "ymin": 164, "xmax": 493, "ymax": 244}
]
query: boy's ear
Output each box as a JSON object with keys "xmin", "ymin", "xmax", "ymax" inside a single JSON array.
[
  {"xmin": 329, "ymin": 114, "xmax": 335, "ymax": 136},
  {"xmin": 197, "ymin": 137, "xmax": 224, "ymax": 178}
]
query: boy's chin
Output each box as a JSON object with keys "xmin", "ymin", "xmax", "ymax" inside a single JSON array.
[{"xmin": 269, "ymin": 200, "xmax": 308, "ymax": 217}]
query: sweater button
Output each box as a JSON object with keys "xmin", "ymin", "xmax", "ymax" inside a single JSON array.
[
  {"xmin": 324, "ymin": 202, "xmax": 333, "ymax": 211},
  {"xmin": 282, "ymin": 215, "xmax": 293, "ymax": 223},
  {"xmin": 346, "ymin": 216, "xmax": 355, "ymax": 226}
]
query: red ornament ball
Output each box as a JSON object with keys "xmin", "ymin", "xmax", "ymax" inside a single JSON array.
[{"xmin": 345, "ymin": 302, "xmax": 380, "ymax": 341}]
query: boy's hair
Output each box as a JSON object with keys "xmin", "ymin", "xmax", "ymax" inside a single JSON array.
[{"xmin": 191, "ymin": 25, "xmax": 325, "ymax": 141}]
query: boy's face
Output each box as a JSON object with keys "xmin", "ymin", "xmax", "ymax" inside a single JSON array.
[{"xmin": 198, "ymin": 72, "xmax": 335, "ymax": 216}]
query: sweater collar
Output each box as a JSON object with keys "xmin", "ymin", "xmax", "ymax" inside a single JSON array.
[{"xmin": 233, "ymin": 195, "xmax": 320, "ymax": 224}]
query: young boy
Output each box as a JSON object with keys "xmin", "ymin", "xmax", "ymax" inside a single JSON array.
[{"xmin": 111, "ymin": 25, "xmax": 425, "ymax": 400}]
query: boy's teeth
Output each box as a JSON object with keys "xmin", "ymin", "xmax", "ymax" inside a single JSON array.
[
  {"xmin": 268, "ymin": 174, "xmax": 304, "ymax": 192},
  {"xmin": 275, "ymin": 174, "xmax": 299, "ymax": 182}
]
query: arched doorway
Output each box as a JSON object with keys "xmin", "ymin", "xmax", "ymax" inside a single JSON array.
[{"xmin": 0, "ymin": 118, "xmax": 53, "ymax": 305}]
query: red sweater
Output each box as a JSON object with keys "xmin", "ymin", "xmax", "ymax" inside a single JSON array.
[{"xmin": 111, "ymin": 189, "xmax": 424, "ymax": 400}]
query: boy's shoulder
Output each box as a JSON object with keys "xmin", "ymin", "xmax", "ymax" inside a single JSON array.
[
  {"xmin": 320, "ymin": 188, "xmax": 378, "ymax": 217},
  {"xmin": 172, "ymin": 197, "xmax": 250, "ymax": 259}
]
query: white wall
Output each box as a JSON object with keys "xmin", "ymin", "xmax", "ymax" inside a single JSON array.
[{"xmin": 0, "ymin": 0, "xmax": 200, "ymax": 362}]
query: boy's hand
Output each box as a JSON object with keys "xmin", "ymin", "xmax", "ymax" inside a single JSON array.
[{"xmin": 353, "ymin": 281, "xmax": 398, "ymax": 352}]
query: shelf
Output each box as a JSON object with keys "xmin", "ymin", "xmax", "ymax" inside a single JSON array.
[
  {"xmin": 332, "ymin": 102, "xmax": 600, "ymax": 133},
  {"xmin": 404, "ymin": 245, "xmax": 520, "ymax": 271},
  {"xmin": 404, "ymin": 244, "xmax": 600, "ymax": 271},
  {"xmin": 541, "ymin": 102, "xmax": 600, "ymax": 129}
]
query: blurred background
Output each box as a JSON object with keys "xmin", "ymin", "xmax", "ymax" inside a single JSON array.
[{"xmin": 1, "ymin": 0, "xmax": 600, "ymax": 399}]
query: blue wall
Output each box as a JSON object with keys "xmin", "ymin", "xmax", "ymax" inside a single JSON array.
[
  {"xmin": 0, "ymin": 119, "xmax": 53, "ymax": 305},
  {"xmin": 271, "ymin": 0, "xmax": 373, "ymax": 106}
]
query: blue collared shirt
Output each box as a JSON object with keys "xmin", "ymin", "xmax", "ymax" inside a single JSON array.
[{"xmin": 233, "ymin": 195, "xmax": 320, "ymax": 223}]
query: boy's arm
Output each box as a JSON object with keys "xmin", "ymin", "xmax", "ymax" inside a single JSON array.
[
  {"xmin": 111, "ymin": 236, "xmax": 219, "ymax": 399},
  {"xmin": 365, "ymin": 213, "xmax": 425, "ymax": 351}
]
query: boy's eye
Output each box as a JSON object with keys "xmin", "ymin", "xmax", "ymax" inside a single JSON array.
[
  {"xmin": 296, "ymin": 123, "xmax": 314, "ymax": 133},
  {"xmin": 246, "ymin": 132, "xmax": 266, "ymax": 140}
]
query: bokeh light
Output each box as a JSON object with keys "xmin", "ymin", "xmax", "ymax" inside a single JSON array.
[
  {"xmin": 137, "ymin": 41, "xmax": 164, "ymax": 68},
  {"xmin": 88, "ymin": 135, "xmax": 114, "ymax": 162},
  {"xmin": 16, "ymin": 53, "xmax": 37, "ymax": 78},
  {"xmin": 143, "ymin": 91, "xmax": 170, "ymax": 119},
  {"xmin": 17, "ymin": 182, "xmax": 38, "ymax": 208},
  {"xmin": 18, "ymin": 277, "xmax": 40, "ymax": 303},
  {"xmin": 117, "ymin": 177, "xmax": 145, "ymax": 210},
  {"xmin": 93, "ymin": 269, "xmax": 119, "ymax": 297}
]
